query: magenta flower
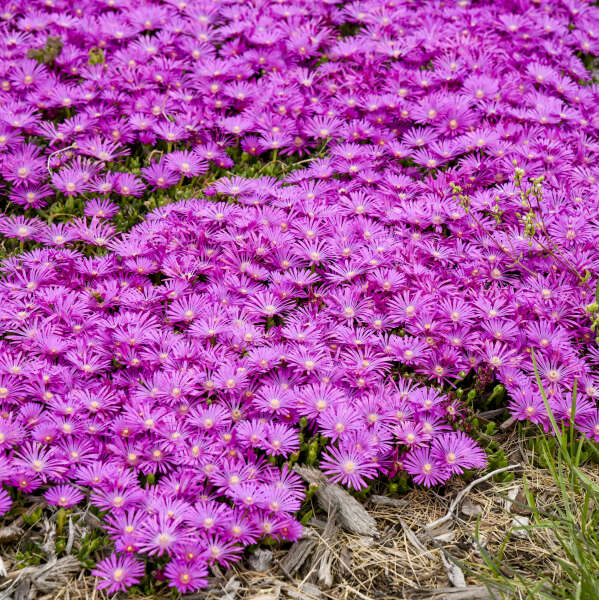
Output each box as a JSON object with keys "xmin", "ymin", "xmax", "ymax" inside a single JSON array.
[
  {"xmin": 402, "ymin": 447, "xmax": 449, "ymax": 487},
  {"xmin": 84, "ymin": 198, "xmax": 119, "ymax": 220},
  {"xmin": 44, "ymin": 484, "xmax": 85, "ymax": 508},
  {"xmin": 432, "ymin": 432, "xmax": 488, "ymax": 476},
  {"xmin": 164, "ymin": 151, "xmax": 208, "ymax": 178},
  {"xmin": 51, "ymin": 167, "xmax": 91, "ymax": 196},
  {"xmin": 164, "ymin": 558, "xmax": 209, "ymax": 593},
  {"xmin": 114, "ymin": 173, "xmax": 145, "ymax": 197},
  {"xmin": 320, "ymin": 446, "xmax": 378, "ymax": 490},
  {"xmin": 92, "ymin": 553, "xmax": 145, "ymax": 593},
  {"xmin": 580, "ymin": 409, "xmax": 599, "ymax": 442},
  {"xmin": 3, "ymin": 144, "xmax": 45, "ymax": 187},
  {"xmin": 0, "ymin": 489, "xmax": 12, "ymax": 516},
  {"xmin": 0, "ymin": 0, "xmax": 595, "ymax": 590},
  {"xmin": 204, "ymin": 535, "xmax": 242, "ymax": 568}
]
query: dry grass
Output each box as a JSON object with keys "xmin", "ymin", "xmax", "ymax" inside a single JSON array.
[{"xmin": 1, "ymin": 429, "xmax": 597, "ymax": 600}]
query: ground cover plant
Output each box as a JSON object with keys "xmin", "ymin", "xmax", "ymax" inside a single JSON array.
[{"xmin": 0, "ymin": 0, "xmax": 598, "ymax": 595}]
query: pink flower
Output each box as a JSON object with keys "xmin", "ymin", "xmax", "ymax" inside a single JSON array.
[
  {"xmin": 402, "ymin": 447, "xmax": 449, "ymax": 487},
  {"xmin": 92, "ymin": 553, "xmax": 144, "ymax": 593},
  {"xmin": 320, "ymin": 446, "xmax": 378, "ymax": 490}
]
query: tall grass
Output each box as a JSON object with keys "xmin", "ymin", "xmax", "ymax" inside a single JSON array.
[{"xmin": 471, "ymin": 352, "xmax": 599, "ymax": 600}]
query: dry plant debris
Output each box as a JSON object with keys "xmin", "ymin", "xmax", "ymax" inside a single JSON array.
[{"xmin": 0, "ymin": 433, "xmax": 596, "ymax": 600}]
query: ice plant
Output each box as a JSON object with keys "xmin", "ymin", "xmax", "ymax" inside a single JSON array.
[
  {"xmin": 0, "ymin": 0, "xmax": 596, "ymax": 593},
  {"xmin": 91, "ymin": 553, "xmax": 145, "ymax": 593}
]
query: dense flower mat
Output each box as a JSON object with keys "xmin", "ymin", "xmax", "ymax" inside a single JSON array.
[{"xmin": 0, "ymin": 0, "xmax": 599, "ymax": 593}]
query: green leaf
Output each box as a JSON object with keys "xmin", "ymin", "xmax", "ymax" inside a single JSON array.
[{"xmin": 88, "ymin": 47, "xmax": 105, "ymax": 65}]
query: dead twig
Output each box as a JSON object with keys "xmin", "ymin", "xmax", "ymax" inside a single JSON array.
[
  {"xmin": 46, "ymin": 144, "xmax": 76, "ymax": 175},
  {"xmin": 0, "ymin": 523, "xmax": 24, "ymax": 544},
  {"xmin": 342, "ymin": 584, "xmax": 375, "ymax": 600},
  {"xmin": 41, "ymin": 520, "xmax": 57, "ymax": 564},
  {"xmin": 369, "ymin": 495, "xmax": 409, "ymax": 508},
  {"xmin": 425, "ymin": 465, "xmax": 520, "ymax": 531},
  {"xmin": 65, "ymin": 515, "xmax": 75, "ymax": 555},
  {"xmin": 399, "ymin": 519, "xmax": 435, "ymax": 561},
  {"xmin": 314, "ymin": 509, "xmax": 337, "ymax": 587},
  {"xmin": 499, "ymin": 416, "xmax": 517, "ymax": 431},
  {"xmin": 425, "ymin": 585, "xmax": 492, "ymax": 599}
]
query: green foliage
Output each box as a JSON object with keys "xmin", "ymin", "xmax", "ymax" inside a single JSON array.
[
  {"xmin": 22, "ymin": 505, "xmax": 43, "ymax": 527},
  {"xmin": 13, "ymin": 548, "xmax": 43, "ymax": 567},
  {"xmin": 588, "ymin": 279, "xmax": 599, "ymax": 343},
  {"xmin": 26, "ymin": 36, "xmax": 63, "ymax": 66},
  {"xmin": 387, "ymin": 471, "xmax": 410, "ymax": 494},
  {"xmin": 470, "ymin": 361, "xmax": 599, "ymax": 599},
  {"xmin": 78, "ymin": 530, "xmax": 111, "ymax": 569},
  {"xmin": 88, "ymin": 47, "xmax": 105, "ymax": 65},
  {"xmin": 475, "ymin": 433, "xmax": 513, "ymax": 484},
  {"xmin": 339, "ymin": 22, "xmax": 361, "ymax": 37}
]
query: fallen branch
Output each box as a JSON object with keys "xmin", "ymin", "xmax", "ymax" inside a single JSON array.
[
  {"xmin": 3, "ymin": 555, "xmax": 80, "ymax": 583},
  {"xmin": 65, "ymin": 515, "xmax": 75, "ymax": 555},
  {"xmin": 314, "ymin": 509, "xmax": 337, "ymax": 587},
  {"xmin": 427, "ymin": 585, "xmax": 492, "ymax": 599},
  {"xmin": 399, "ymin": 518, "xmax": 435, "ymax": 561},
  {"xmin": 294, "ymin": 465, "xmax": 378, "ymax": 537},
  {"xmin": 280, "ymin": 539, "xmax": 317, "ymax": 576}
]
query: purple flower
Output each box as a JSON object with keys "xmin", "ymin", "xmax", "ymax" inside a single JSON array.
[
  {"xmin": 164, "ymin": 151, "xmax": 208, "ymax": 178},
  {"xmin": 114, "ymin": 173, "xmax": 145, "ymax": 197},
  {"xmin": 164, "ymin": 558, "xmax": 209, "ymax": 593},
  {"xmin": 138, "ymin": 515, "xmax": 191, "ymax": 557},
  {"xmin": 432, "ymin": 432, "xmax": 488, "ymax": 476},
  {"xmin": 0, "ymin": 0, "xmax": 596, "ymax": 591},
  {"xmin": 51, "ymin": 167, "xmax": 91, "ymax": 196},
  {"xmin": 402, "ymin": 447, "xmax": 449, "ymax": 487},
  {"xmin": 204, "ymin": 535, "xmax": 242, "ymax": 568},
  {"xmin": 320, "ymin": 446, "xmax": 378, "ymax": 490},
  {"xmin": 92, "ymin": 553, "xmax": 145, "ymax": 593},
  {"xmin": 3, "ymin": 144, "xmax": 45, "ymax": 187},
  {"xmin": 0, "ymin": 488, "xmax": 12, "ymax": 516},
  {"xmin": 84, "ymin": 198, "xmax": 119, "ymax": 220},
  {"xmin": 142, "ymin": 161, "xmax": 180, "ymax": 189},
  {"xmin": 580, "ymin": 409, "xmax": 599, "ymax": 442},
  {"xmin": 44, "ymin": 484, "xmax": 85, "ymax": 508}
]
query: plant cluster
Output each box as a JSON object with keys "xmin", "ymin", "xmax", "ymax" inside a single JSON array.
[{"xmin": 0, "ymin": 0, "xmax": 598, "ymax": 594}]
